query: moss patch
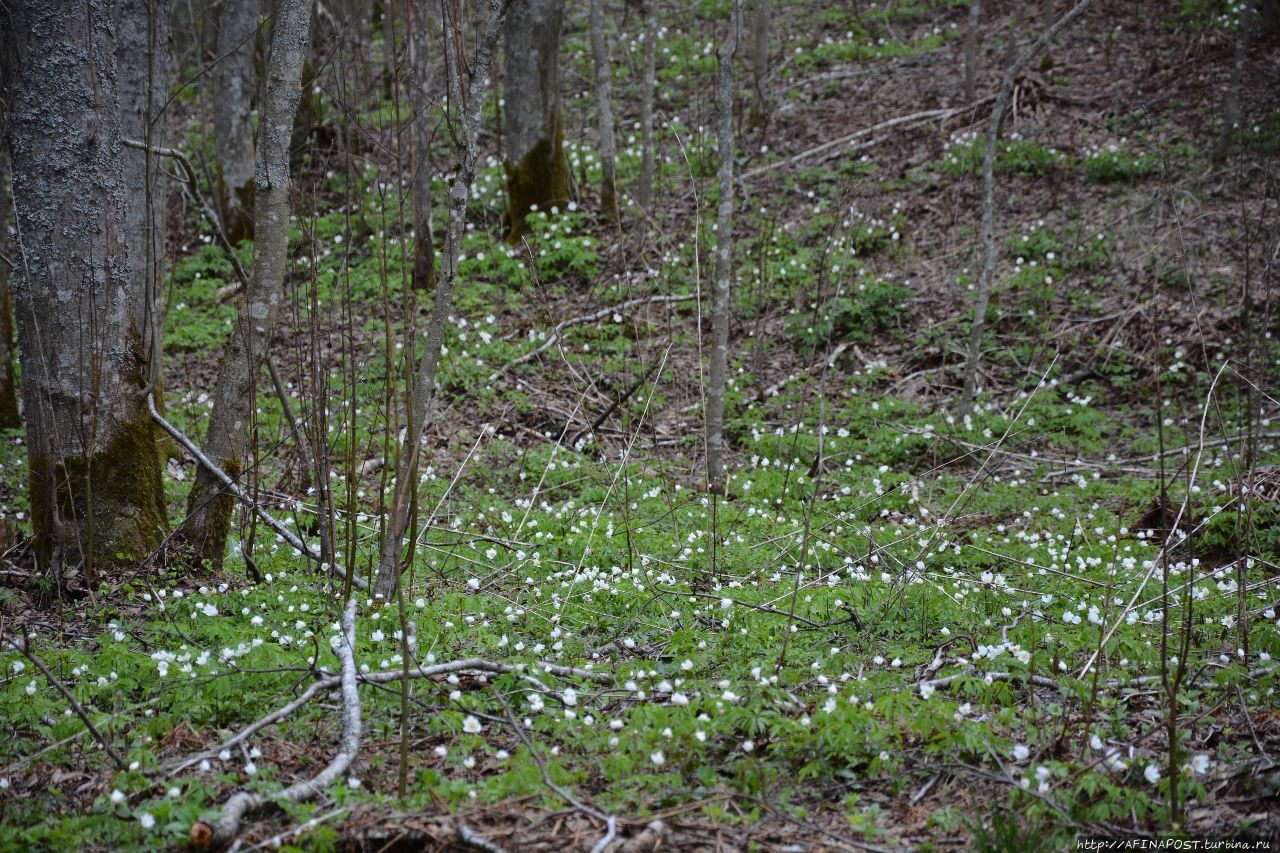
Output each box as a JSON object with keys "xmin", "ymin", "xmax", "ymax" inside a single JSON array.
[
  {"xmin": 503, "ymin": 110, "xmax": 571, "ymax": 242},
  {"xmin": 179, "ymin": 456, "xmax": 242, "ymax": 572},
  {"xmin": 27, "ymin": 405, "xmax": 167, "ymax": 579}
]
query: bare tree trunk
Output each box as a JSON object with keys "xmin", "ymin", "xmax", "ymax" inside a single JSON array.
[
  {"xmin": 636, "ymin": 0, "xmax": 658, "ymax": 212},
  {"xmin": 2, "ymin": 0, "xmax": 167, "ymax": 583},
  {"xmin": 1262, "ymin": 0, "xmax": 1278, "ymax": 34},
  {"xmin": 382, "ymin": 0, "xmax": 397, "ymax": 101},
  {"xmin": 503, "ymin": 0, "xmax": 570, "ymax": 240},
  {"xmin": 214, "ymin": 0, "xmax": 259, "ymax": 244},
  {"xmin": 410, "ymin": 0, "xmax": 435, "ymax": 290},
  {"xmin": 963, "ymin": 0, "xmax": 982, "ymax": 103},
  {"xmin": 705, "ymin": 0, "xmax": 742, "ymax": 496},
  {"xmin": 960, "ymin": 0, "xmax": 1096, "ymax": 414},
  {"xmin": 750, "ymin": 0, "xmax": 770, "ymax": 123},
  {"xmin": 178, "ymin": 0, "xmax": 313, "ymax": 570},
  {"xmin": 373, "ymin": 0, "xmax": 510, "ymax": 602},
  {"xmin": 1002, "ymin": 1, "xmax": 1025, "ymax": 69},
  {"xmin": 116, "ymin": 0, "xmax": 173, "ymax": 393},
  {"xmin": 0, "ymin": 149, "xmax": 21, "ymax": 429},
  {"xmin": 589, "ymin": 0, "xmax": 619, "ymax": 220},
  {"xmin": 1214, "ymin": 4, "xmax": 1252, "ymax": 164}
]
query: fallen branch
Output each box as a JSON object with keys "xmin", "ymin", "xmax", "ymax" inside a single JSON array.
[
  {"xmin": 489, "ymin": 293, "xmax": 694, "ymax": 381},
  {"xmin": 193, "ymin": 598, "xmax": 361, "ymax": 848},
  {"xmin": 146, "ymin": 392, "xmax": 362, "ymax": 588},
  {"xmin": 756, "ymin": 340, "xmax": 856, "ymax": 402},
  {"xmin": 458, "ymin": 825, "xmax": 510, "ymax": 853},
  {"xmin": 169, "ymin": 658, "xmax": 608, "ymax": 773},
  {"xmin": 740, "ymin": 98, "xmax": 995, "ymax": 181},
  {"xmin": 2, "ymin": 637, "xmax": 126, "ymax": 771}
]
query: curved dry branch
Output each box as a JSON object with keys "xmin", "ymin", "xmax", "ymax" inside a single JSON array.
[{"xmin": 194, "ymin": 598, "xmax": 361, "ymax": 848}]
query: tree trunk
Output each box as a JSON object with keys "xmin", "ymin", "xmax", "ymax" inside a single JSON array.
[
  {"xmin": 178, "ymin": 0, "xmax": 313, "ymax": 570},
  {"xmin": 503, "ymin": 0, "xmax": 570, "ymax": 240},
  {"xmin": 960, "ymin": 0, "xmax": 1096, "ymax": 414},
  {"xmin": 0, "ymin": 150, "xmax": 21, "ymax": 430},
  {"xmin": 589, "ymin": 0, "xmax": 619, "ymax": 220},
  {"xmin": 214, "ymin": 0, "xmax": 260, "ymax": 244},
  {"xmin": 115, "ymin": 0, "xmax": 173, "ymax": 390},
  {"xmin": 705, "ymin": 0, "xmax": 741, "ymax": 496},
  {"xmin": 2, "ymin": 0, "xmax": 167, "ymax": 583},
  {"xmin": 963, "ymin": 0, "xmax": 982, "ymax": 103},
  {"xmin": 1213, "ymin": 4, "xmax": 1252, "ymax": 164},
  {"xmin": 750, "ymin": 0, "xmax": 770, "ymax": 124},
  {"xmin": 636, "ymin": 0, "xmax": 658, "ymax": 212},
  {"xmin": 410, "ymin": 0, "xmax": 435, "ymax": 290},
  {"xmin": 373, "ymin": 0, "xmax": 510, "ymax": 602}
]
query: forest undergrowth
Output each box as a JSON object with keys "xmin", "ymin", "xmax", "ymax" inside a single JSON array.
[{"xmin": 1, "ymin": 0, "xmax": 1278, "ymax": 849}]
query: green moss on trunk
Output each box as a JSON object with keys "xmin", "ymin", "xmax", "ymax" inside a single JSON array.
[
  {"xmin": 504, "ymin": 113, "xmax": 571, "ymax": 242},
  {"xmin": 28, "ymin": 407, "xmax": 167, "ymax": 578},
  {"xmin": 179, "ymin": 456, "xmax": 242, "ymax": 571}
]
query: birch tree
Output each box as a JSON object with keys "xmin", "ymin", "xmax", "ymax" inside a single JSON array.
[
  {"xmin": 705, "ymin": 0, "xmax": 742, "ymax": 496},
  {"xmin": 2, "ymin": 0, "xmax": 167, "ymax": 583},
  {"xmin": 177, "ymin": 0, "xmax": 314, "ymax": 569},
  {"xmin": 503, "ymin": 0, "xmax": 570, "ymax": 239}
]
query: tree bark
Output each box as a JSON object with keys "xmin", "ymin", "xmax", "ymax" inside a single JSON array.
[
  {"xmin": 1213, "ymin": 4, "xmax": 1252, "ymax": 164},
  {"xmin": 750, "ymin": 0, "xmax": 770, "ymax": 123},
  {"xmin": 705, "ymin": 0, "xmax": 741, "ymax": 496},
  {"xmin": 503, "ymin": 0, "xmax": 570, "ymax": 240},
  {"xmin": 0, "ymin": 148, "xmax": 22, "ymax": 429},
  {"xmin": 373, "ymin": 0, "xmax": 510, "ymax": 602},
  {"xmin": 636, "ymin": 0, "xmax": 658, "ymax": 212},
  {"xmin": 963, "ymin": 0, "xmax": 982, "ymax": 104},
  {"xmin": 214, "ymin": 0, "xmax": 260, "ymax": 244},
  {"xmin": 410, "ymin": 0, "xmax": 435, "ymax": 290},
  {"xmin": 2, "ymin": 0, "xmax": 167, "ymax": 583},
  {"xmin": 178, "ymin": 0, "xmax": 313, "ymax": 570},
  {"xmin": 115, "ymin": 0, "xmax": 173, "ymax": 390},
  {"xmin": 589, "ymin": 0, "xmax": 619, "ymax": 220},
  {"xmin": 960, "ymin": 0, "xmax": 1096, "ymax": 414}
]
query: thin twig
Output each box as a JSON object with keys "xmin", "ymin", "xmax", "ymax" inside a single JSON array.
[{"xmin": 2, "ymin": 637, "xmax": 126, "ymax": 771}]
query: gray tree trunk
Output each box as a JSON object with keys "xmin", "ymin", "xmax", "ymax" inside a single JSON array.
[
  {"xmin": 960, "ymin": 0, "xmax": 1096, "ymax": 414},
  {"xmin": 963, "ymin": 0, "xmax": 982, "ymax": 103},
  {"xmin": 503, "ymin": 0, "xmax": 570, "ymax": 240},
  {"xmin": 636, "ymin": 0, "xmax": 658, "ymax": 212},
  {"xmin": 115, "ymin": 0, "xmax": 173, "ymax": 387},
  {"xmin": 214, "ymin": 0, "xmax": 260, "ymax": 243},
  {"xmin": 750, "ymin": 0, "xmax": 770, "ymax": 122},
  {"xmin": 705, "ymin": 0, "xmax": 741, "ymax": 496},
  {"xmin": 2, "ymin": 0, "xmax": 167, "ymax": 583},
  {"xmin": 589, "ymin": 0, "xmax": 619, "ymax": 219},
  {"xmin": 410, "ymin": 0, "xmax": 435, "ymax": 290},
  {"xmin": 1213, "ymin": 4, "xmax": 1252, "ymax": 164},
  {"xmin": 178, "ymin": 0, "xmax": 313, "ymax": 570},
  {"xmin": 0, "ymin": 149, "xmax": 22, "ymax": 428},
  {"xmin": 373, "ymin": 0, "xmax": 510, "ymax": 601}
]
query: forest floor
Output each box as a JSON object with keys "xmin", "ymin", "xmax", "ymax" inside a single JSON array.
[{"xmin": 2, "ymin": 0, "xmax": 1280, "ymax": 850}]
